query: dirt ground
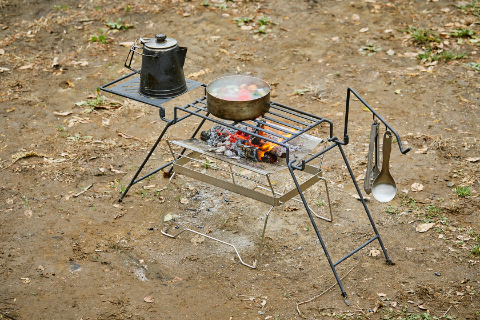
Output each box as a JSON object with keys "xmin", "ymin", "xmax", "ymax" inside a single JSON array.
[{"xmin": 1, "ymin": 0, "xmax": 480, "ymax": 319}]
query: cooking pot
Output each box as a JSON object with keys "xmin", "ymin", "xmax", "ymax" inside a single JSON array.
[
  {"xmin": 124, "ymin": 34, "xmax": 188, "ymax": 98},
  {"xmin": 206, "ymin": 75, "xmax": 271, "ymax": 121}
]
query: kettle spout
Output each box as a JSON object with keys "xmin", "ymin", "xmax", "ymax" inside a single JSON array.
[{"xmin": 177, "ymin": 47, "xmax": 187, "ymax": 68}]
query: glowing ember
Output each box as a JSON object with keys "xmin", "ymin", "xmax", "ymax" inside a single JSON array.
[{"xmin": 200, "ymin": 124, "xmax": 298, "ymax": 163}]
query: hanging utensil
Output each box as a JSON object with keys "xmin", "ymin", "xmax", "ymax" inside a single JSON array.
[
  {"xmin": 364, "ymin": 121, "xmax": 380, "ymax": 194},
  {"xmin": 372, "ymin": 131, "xmax": 397, "ymax": 202}
]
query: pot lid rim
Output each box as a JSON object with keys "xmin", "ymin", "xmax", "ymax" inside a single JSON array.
[{"xmin": 142, "ymin": 34, "xmax": 177, "ymax": 49}]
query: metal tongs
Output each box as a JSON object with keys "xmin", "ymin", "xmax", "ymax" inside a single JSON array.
[{"xmin": 364, "ymin": 120, "xmax": 380, "ymax": 194}]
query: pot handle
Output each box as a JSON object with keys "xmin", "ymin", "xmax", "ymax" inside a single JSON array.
[{"xmin": 123, "ymin": 38, "xmax": 157, "ymax": 74}]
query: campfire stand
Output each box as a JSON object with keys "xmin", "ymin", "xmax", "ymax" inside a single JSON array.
[{"xmin": 101, "ymin": 73, "xmax": 411, "ymax": 301}]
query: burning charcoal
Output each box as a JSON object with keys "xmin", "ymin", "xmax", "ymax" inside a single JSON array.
[
  {"xmin": 200, "ymin": 131, "xmax": 210, "ymax": 141},
  {"xmin": 269, "ymin": 146, "xmax": 287, "ymax": 158},
  {"xmin": 261, "ymin": 153, "xmax": 277, "ymax": 163},
  {"xmin": 250, "ymin": 136, "xmax": 262, "ymax": 146},
  {"xmin": 237, "ymin": 143, "xmax": 259, "ymax": 161}
]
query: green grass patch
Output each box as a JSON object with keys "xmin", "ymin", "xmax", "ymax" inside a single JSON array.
[
  {"xmin": 233, "ymin": 17, "xmax": 253, "ymax": 26},
  {"xmin": 105, "ymin": 18, "xmax": 134, "ymax": 31},
  {"xmin": 454, "ymin": 186, "xmax": 472, "ymax": 197},
  {"xmin": 465, "ymin": 62, "xmax": 480, "ymax": 71},
  {"xmin": 471, "ymin": 244, "xmax": 480, "ymax": 256},
  {"xmin": 418, "ymin": 49, "xmax": 466, "ymax": 62},
  {"xmin": 400, "ymin": 26, "xmax": 440, "ymax": 44},
  {"xmin": 450, "ymin": 28, "xmax": 475, "ymax": 38}
]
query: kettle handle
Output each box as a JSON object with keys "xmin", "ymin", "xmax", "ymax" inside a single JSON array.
[{"xmin": 124, "ymin": 38, "xmax": 156, "ymax": 74}]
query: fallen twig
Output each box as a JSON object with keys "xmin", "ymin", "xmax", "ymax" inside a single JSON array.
[
  {"xmin": 5, "ymin": 151, "xmax": 48, "ymax": 169},
  {"xmin": 443, "ymin": 306, "xmax": 452, "ymax": 317},
  {"xmin": 296, "ymin": 265, "xmax": 356, "ymax": 316},
  {"xmin": 0, "ymin": 311, "xmax": 19, "ymax": 320},
  {"xmin": 73, "ymin": 184, "xmax": 93, "ymax": 197}
]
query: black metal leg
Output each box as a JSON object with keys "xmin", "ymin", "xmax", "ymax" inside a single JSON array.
[
  {"xmin": 118, "ymin": 120, "xmax": 174, "ymax": 202},
  {"xmin": 168, "ymin": 113, "xmax": 210, "ymax": 175},
  {"xmin": 337, "ymin": 145, "xmax": 393, "ymax": 265},
  {"xmin": 288, "ymin": 161, "xmax": 348, "ymax": 299}
]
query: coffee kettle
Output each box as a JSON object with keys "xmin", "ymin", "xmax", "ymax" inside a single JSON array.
[{"xmin": 124, "ymin": 34, "xmax": 188, "ymax": 98}]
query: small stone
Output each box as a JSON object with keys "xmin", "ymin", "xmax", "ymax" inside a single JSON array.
[
  {"xmin": 447, "ymin": 182, "xmax": 454, "ymax": 187},
  {"xmin": 435, "ymin": 272, "xmax": 441, "ymax": 276}
]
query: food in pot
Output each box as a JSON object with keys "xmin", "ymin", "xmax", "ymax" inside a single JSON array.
[{"xmin": 209, "ymin": 83, "xmax": 269, "ymax": 101}]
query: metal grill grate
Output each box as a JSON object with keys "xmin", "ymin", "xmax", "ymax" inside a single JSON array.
[{"xmin": 174, "ymin": 99, "xmax": 332, "ymax": 163}]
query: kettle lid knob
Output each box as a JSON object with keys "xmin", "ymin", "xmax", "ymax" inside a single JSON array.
[{"xmin": 155, "ymin": 34, "xmax": 167, "ymax": 43}]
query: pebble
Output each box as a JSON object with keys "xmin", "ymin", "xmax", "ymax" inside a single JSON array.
[
  {"xmin": 435, "ymin": 272, "xmax": 441, "ymax": 276},
  {"xmin": 447, "ymin": 182, "xmax": 454, "ymax": 187}
]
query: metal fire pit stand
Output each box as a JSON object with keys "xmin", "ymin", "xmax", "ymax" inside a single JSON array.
[
  {"xmin": 101, "ymin": 73, "xmax": 411, "ymax": 302},
  {"xmin": 161, "ymin": 137, "xmax": 333, "ymax": 269}
]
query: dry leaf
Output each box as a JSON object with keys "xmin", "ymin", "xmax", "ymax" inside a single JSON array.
[
  {"xmin": 117, "ymin": 132, "xmax": 140, "ymax": 141},
  {"xmin": 372, "ymin": 300, "xmax": 383, "ymax": 313},
  {"xmin": 351, "ymin": 193, "xmax": 371, "ymax": 201},
  {"xmin": 52, "ymin": 57, "xmax": 59, "ymax": 68},
  {"xmin": 0, "ymin": 67, "xmax": 10, "ymax": 73},
  {"xmin": 21, "ymin": 277, "xmax": 30, "ymax": 284},
  {"xmin": 411, "ymin": 183, "xmax": 424, "ymax": 192},
  {"xmin": 458, "ymin": 95, "xmax": 470, "ymax": 103},
  {"xmin": 24, "ymin": 210, "xmax": 32, "ymax": 218},
  {"xmin": 466, "ymin": 157, "xmax": 480, "ymax": 163},
  {"xmin": 144, "ymin": 296, "xmax": 154, "ymax": 303},
  {"xmin": 180, "ymin": 197, "xmax": 189, "ymax": 204},
  {"xmin": 404, "ymin": 52, "xmax": 418, "ymax": 58},
  {"xmin": 441, "ymin": 8, "xmax": 450, "ymax": 13},
  {"xmin": 0, "ymin": 49, "xmax": 4, "ymax": 55},
  {"xmin": 186, "ymin": 68, "xmax": 211, "ymax": 79},
  {"xmin": 71, "ymin": 60, "xmax": 89, "ymax": 67},
  {"xmin": 191, "ymin": 234, "xmax": 205, "ymax": 245},
  {"xmin": 387, "ymin": 49, "xmax": 394, "ymax": 56},
  {"xmin": 164, "ymin": 214, "xmax": 174, "ymax": 222},
  {"xmin": 53, "ymin": 111, "xmax": 73, "ymax": 116},
  {"xmin": 351, "ymin": 14, "xmax": 360, "ymax": 21},
  {"xmin": 7, "ymin": 108, "xmax": 15, "ymax": 112},
  {"xmin": 18, "ymin": 64, "xmax": 33, "ymax": 70},
  {"xmin": 37, "ymin": 265, "xmax": 45, "ymax": 270},
  {"xmin": 241, "ymin": 25, "xmax": 253, "ymax": 31},
  {"xmin": 416, "ymin": 223, "xmax": 435, "ymax": 233},
  {"xmin": 110, "ymin": 165, "xmax": 126, "ymax": 174},
  {"xmin": 218, "ymin": 48, "xmax": 229, "ymax": 54},
  {"xmin": 119, "ymin": 42, "xmax": 134, "ymax": 47},
  {"xmin": 284, "ymin": 205, "xmax": 299, "ymax": 211},
  {"xmin": 359, "ymin": 27, "xmax": 369, "ymax": 33},
  {"xmin": 369, "ymin": 249, "xmax": 380, "ymax": 257},
  {"xmin": 415, "ymin": 146, "xmax": 428, "ymax": 154}
]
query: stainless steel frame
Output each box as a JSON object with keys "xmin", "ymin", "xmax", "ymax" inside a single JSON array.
[{"xmin": 160, "ymin": 140, "xmax": 333, "ymax": 269}]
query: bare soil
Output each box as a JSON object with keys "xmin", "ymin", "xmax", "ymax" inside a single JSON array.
[{"xmin": 0, "ymin": 0, "xmax": 479, "ymax": 319}]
